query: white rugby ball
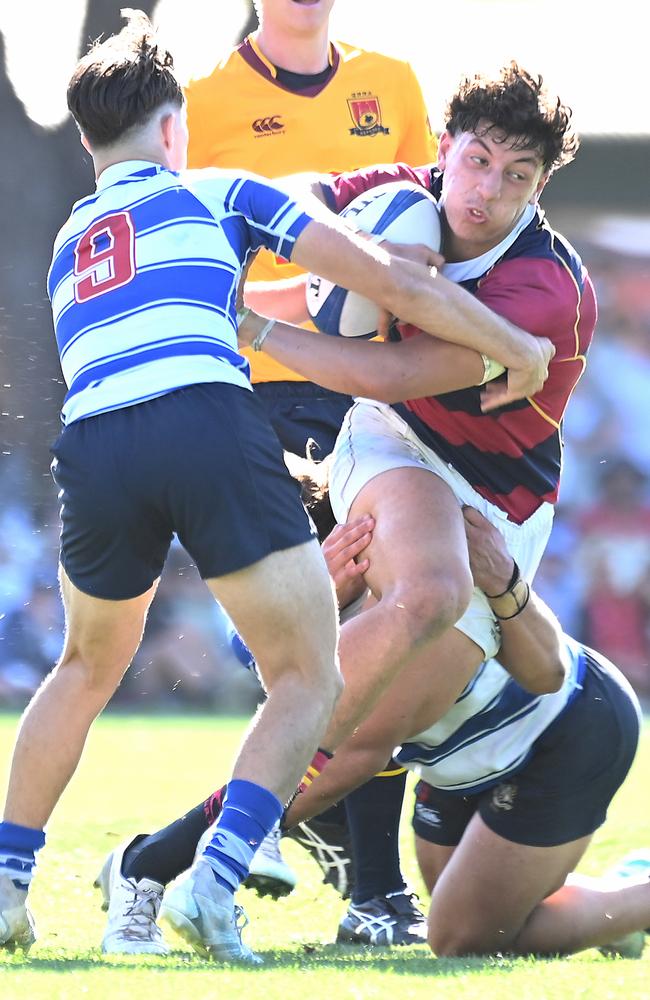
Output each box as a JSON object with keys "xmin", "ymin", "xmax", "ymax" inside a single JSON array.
[{"xmin": 306, "ymin": 181, "xmax": 441, "ymax": 338}]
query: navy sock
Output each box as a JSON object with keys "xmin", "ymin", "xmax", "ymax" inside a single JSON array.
[
  {"xmin": 345, "ymin": 766, "xmax": 408, "ymax": 904},
  {"xmin": 123, "ymin": 803, "xmax": 211, "ymax": 885},
  {"xmin": 0, "ymin": 820, "xmax": 46, "ymax": 889},
  {"xmin": 203, "ymin": 779, "xmax": 283, "ymax": 893}
]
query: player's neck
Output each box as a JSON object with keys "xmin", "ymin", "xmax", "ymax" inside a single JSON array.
[
  {"xmin": 253, "ymin": 25, "xmax": 330, "ymax": 74},
  {"xmin": 92, "ymin": 144, "xmax": 168, "ymax": 181}
]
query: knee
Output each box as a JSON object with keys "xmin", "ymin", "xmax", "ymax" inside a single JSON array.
[
  {"xmin": 428, "ymin": 916, "xmax": 512, "ymax": 957},
  {"xmin": 392, "ymin": 568, "xmax": 474, "ymax": 645},
  {"xmin": 54, "ymin": 642, "xmax": 126, "ymax": 698}
]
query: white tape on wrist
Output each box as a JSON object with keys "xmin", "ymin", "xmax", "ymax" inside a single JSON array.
[{"xmin": 479, "ymin": 354, "xmax": 506, "ymax": 384}]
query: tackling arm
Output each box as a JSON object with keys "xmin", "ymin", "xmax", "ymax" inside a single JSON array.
[
  {"xmin": 287, "ymin": 217, "xmax": 554, "ymax": 404},
  {"xmin": 463, "ymin": 507, "xmax": 569, "ymax": 694}
]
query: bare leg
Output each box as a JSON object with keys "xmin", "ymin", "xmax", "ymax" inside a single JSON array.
[
  {"xmin": 3, "ymin": 568, "xmax": 156, "ymax": 828},
  {"xmin": 207, "ymin": 537, "xmax": 341, "ymax": 807},
  {"xmin": 286, "ymin": 628, "xmax": 481, "ymax": 825},
  {"xmin": 418, "ymin": 814, "xmax": 650, "ymax": 956},
  {"xmin": 319, "ymin": 468, "xmax": 475, "ymax": 750}
]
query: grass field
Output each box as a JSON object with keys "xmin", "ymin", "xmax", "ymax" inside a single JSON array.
[{"xmin": 1, "ymin": 713, "xmax": 649, "ymax": 1000}]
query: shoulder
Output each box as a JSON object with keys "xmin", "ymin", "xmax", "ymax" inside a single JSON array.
[{"xmin": 333, "ymin": 40, "xmax": 416, "ymax": 79}]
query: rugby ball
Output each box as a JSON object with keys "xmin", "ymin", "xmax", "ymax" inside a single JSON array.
[{"xmin": 306, "ymin": 181, "xmax": 441, "ymax": 338}]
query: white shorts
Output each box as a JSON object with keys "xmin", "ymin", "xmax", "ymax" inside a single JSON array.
[{"xmin": 329, "ymin": 399, "xmax": 554, "ymax": 659}]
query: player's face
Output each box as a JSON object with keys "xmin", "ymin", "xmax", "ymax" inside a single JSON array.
[
  {"xmin": 437, "ymin": 126, "xmax": 548, "ymax": 262},
  {"xmin": 258, "ymin": 0, "xmax": 336, "ymax": 35}
]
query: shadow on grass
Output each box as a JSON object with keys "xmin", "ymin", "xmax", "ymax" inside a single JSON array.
[{"xmin": 1, "ymin": 943, "xmax": 523, "ymax": 977}]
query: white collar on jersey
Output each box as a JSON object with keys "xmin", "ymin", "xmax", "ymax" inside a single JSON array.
[
  {"xmin": 95, "ymin": 159, "xmax": 164, "ymax": 190},
  {"xmin": 441, "ymin": 202, "xmax": 537, "ymax": 284}
]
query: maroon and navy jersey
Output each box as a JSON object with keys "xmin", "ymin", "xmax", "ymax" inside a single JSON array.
[{"xmin": 321, "ymin": 163, "xmax": 597, "ymax": 523}]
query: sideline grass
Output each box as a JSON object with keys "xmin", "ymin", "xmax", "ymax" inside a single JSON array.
[{"xmin": 1, "ymin": 713, "xmax": 649, "ymax": 1000}]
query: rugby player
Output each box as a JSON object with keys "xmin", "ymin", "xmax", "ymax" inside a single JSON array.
[
  {"xmin": 96, "ymin": 490, "xmax": 648, "ymax": 958},
  {"xmin": 0, "ymin": 14, "xmax": 546, "ymax": 960},
  {"xmin": 237, "ymin": 62, "xmax": 597, "ymax": 768},
  {"xmin": 184, "ymin": 0, "xmax": 437, "ymax": 905}
]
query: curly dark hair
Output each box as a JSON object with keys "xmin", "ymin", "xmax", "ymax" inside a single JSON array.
[
  {"xmin": 445, "ymin": 62, "xmax": 579, "ymax": 173},
  {"xmin": 67, "ymin": 8, "xmax": 183, "ymax": 148}
]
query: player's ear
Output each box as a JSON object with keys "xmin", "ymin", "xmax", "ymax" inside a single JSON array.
[
  {"xmin": 160, "ymin": 111, "xmax": 175, "ymax": 150},
  {"xmin": 80, "ymin": 132, "xmax": 91, "ymax": 155},
  {"xmin": 529, "ymin": 171, "xmax": 549, "ymax": 205},
  {"xmin": 437, "ymin": 131, "xmax": 452, "ymax": 170}
]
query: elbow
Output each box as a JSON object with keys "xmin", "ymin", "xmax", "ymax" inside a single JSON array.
[
  {"xmin": 524, "ymin": 654, "xmax": 567, "ymax": 695},
  {"xmin": 529, "ymin": 670, "xmax": 565, "ymax": 695}
]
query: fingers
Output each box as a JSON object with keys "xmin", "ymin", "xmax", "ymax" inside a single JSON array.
[
  {"xmin": 321, "ymin": 516, "xmax": 374, "ymax": 580},
  {"xmin": 376, "ymin": 308, "xmax": 394, "ymax": 339},
  {"xmin": 461, "ymin": 505, "xmax": 487, "ymax": 529}
]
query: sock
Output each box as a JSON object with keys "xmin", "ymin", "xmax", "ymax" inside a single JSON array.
[
  {"xmin": 344, "ymin": 764, "xmax": 408, "ymax": 904},
  {"xmin": 297, "ymin": 748, "xmax": 333, "ymax": 794},
  {"xmin": 203, "ymin": 785, "xmax": 227, "ymax": 824},
  {"xmin": 203, "ymin": 779, "xmax": 283, "ymax": 893},
  {"xmin": 123, "ymin": 785, "xmax": 227, "ymax": 884},
  {"xmin": 0, "ymin": 821, "xmax": 46, "ymax": 889}
]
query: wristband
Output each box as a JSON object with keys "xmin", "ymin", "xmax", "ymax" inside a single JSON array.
[
  {"xmin": 485, "ymin": 560, "xmax": 520, "ymax": 600},
  {"xmin": 252, "ymin": 319, "xmax": 275, "ymax": 352},
  {"xmin": 479, "ymin": 353, "xmax": 506, "ymax": 385},
  {"xmin": 492, "ymin": 580, "xmax": 531, "ymax": 620}
]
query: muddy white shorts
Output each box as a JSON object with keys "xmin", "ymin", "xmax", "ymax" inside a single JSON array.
[{"xmin": 329, "ymin": 399, "xmax": 554, "ymax": 659}]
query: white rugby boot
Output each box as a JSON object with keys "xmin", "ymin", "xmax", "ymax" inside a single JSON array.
[
  {"xmin": 246, "ymin": 825, "xmax": 297, "ymax": 898},
  {"xmin": 0, "ymin": 874, "xmax": 35, "ymax": 951},
  {"xmin": 160, "ymin": 858, "xmax": 261, "ymax": 964},
  {"xmin": 99, "ymin": 841, "xmax": 167, "ymax": 955},
  {"xmin": 195, "ymin": 822, "xmax": 297, "ymax": 900}
]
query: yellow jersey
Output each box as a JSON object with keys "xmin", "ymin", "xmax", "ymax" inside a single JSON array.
[{"xmin": 186, "ymin": 37, "xmax": 438, "ymax": 383}]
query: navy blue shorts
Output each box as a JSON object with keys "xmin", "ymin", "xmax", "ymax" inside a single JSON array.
[
  {"xmin": 254, "ymin": 381, "xmax": 352, "ymax": 459},
  {"xmin": 412, "ymin": 650, "xmax": 641, "ymax": 848},
  {"xmin": 51, "ymin": 382, "xmax": 315, "ymax": 600}
]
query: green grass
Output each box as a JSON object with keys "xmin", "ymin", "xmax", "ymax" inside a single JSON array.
[{"xmin": 1, "ymin": 713, "xmax": 649, "ymax": 1000}]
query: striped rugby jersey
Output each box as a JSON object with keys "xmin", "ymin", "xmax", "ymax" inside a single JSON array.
[
  {"xmin": 395, "ymin": 636, "xmax": 588, "ymax": 794},
  {"xmin": 47, "ymin": 160, "xmax": 313, "ymax": 424},
  {"xmin": 322, "ymin": 163, "xmax": 597, "ymax": 523}
]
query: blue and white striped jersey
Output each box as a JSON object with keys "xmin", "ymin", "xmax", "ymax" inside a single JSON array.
[
  {"xmin": 395, "ymin": 635, "xmax": 587, "ymax": 794},
  {"xmin": 47, "ymin": 160, "xmax": 313, "ymax": 424}
]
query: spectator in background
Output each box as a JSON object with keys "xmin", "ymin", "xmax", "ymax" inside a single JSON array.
[{"xmin": 577, "ymin": 458, "xmax": 650, "ymax": 698}]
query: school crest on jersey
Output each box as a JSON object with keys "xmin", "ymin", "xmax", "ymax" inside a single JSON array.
[
  {"xmin": 490, "ymin": 781, "xmax": 518, "ymax": 812},
  {"xmin": 347, "ymin": 94, "xmax": 390, "ymax": 137}
]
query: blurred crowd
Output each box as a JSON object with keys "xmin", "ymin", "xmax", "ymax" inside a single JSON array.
[{"xmin": 1, "ymin": 239, "xmax": 649, "ymax": 710}]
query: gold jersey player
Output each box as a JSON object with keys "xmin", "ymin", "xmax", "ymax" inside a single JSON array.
[{"xmin": 186, "ymin": 0, "xmax": 437, "ymax": 457}]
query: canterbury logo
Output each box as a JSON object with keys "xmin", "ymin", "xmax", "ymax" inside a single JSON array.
[{"xmin": 252, "ymin": 115, "xmax": 284, "ymax": 133}]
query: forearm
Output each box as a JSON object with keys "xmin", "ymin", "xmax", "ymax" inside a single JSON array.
[
  {"xmin": 291, "ymin": 218, "xmax": 539, "ymax": 372},
  {"xmin": 247, "ymin": 324, "xmax": 485, "ymax": 402},
  {"xmin": 465, "ymin": 508, "xmax": 568, "ymax": 694},
  {"xmin": 487, "ymin": 580, "xmax": 568, "ymax": 694},
  {"xmin": 285, "ymin": 743, "xmax": 390, "ymax": 827},
  {"xmin": 244, "ymin": 276, "xmax": 310, "ymax": 326}
]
